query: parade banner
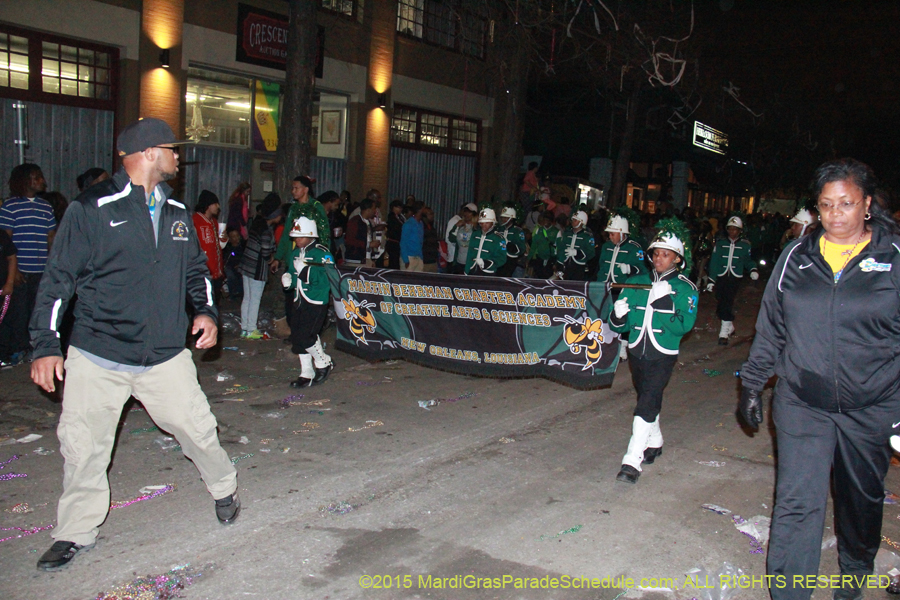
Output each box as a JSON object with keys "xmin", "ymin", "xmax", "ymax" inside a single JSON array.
[{"xmin": 328, "ymin": 267, "xmax": 620, "ymax": 390}]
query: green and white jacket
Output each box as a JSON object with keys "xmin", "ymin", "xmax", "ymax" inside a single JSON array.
[
  {"xmin": 609, "ymin": 268, "xmax": 698, "ymax": 356},
  {"xmin": 596, "ymin": 237, "xmax": 647, "ymax": 284},
  {"xmin": 285, "ymin": 242, "xmax": 334, "ymax": 305},
  {"xmin": 465, "ymin": 227, "xmax": 507, "ymax": 274},
  {"xmin": 709, "ymin": 237, "xmax": 756, "ymax": 280}
]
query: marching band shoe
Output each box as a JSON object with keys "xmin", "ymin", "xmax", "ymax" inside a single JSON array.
[
  {"xmin": 312, "ymin": 364, "xmax": 333, "ymax": 386},
  {"xmin": 718, "ymin": 336, "xmax": 729, "ymax": 346},
  {"xmin": 37, "ymin": 541, "xmax": 94, "ymax": 571},
  {"xmin": 616, "ymin": 464, "xmax": 640, "ymax": 484},
  {"xmin": 643, "ymin": 447, "xmax": 663, "ymax": 465},
  {"xmin": 290, "ymin": 376, "xmax": 313, "ymax": 388}
]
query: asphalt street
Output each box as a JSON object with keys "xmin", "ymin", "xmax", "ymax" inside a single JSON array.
[{"xmin": 2, "ymin": 280, "xmax": 900, "ymax": 600}]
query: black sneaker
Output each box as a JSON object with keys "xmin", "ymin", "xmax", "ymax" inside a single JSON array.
[
  {"xmin": 718, "ymin": 337, "xmax": 729, "ymax": 346},
  {"xmin": 37, "ymin": 541, "xmax": 93, "ymax": 571},
  {"xmin": 215, "ymin": 493, "xmax": 241, "ymax": 524},
  {"xmin": 643, "ymin": 447, "xmax": 663, "ymax": 465},
  {"xmin": 616, "ymin": 464, "xmax": 640, "ymax": 484}
]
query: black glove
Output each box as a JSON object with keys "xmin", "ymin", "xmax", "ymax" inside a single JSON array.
[{"xmin": 739, "ymin": 387, "xmax": 763, "ymax": 428}]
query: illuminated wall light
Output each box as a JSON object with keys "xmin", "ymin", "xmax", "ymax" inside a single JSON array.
[
  {"xmin": 159, "ymin": 48, "xmax": 170, "ymax": 68},
  {"xmin": 377, "ymin": 93, "xmax": 387, "ymax": 108}
]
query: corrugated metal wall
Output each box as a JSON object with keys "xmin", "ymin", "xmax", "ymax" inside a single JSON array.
[
  {"xmin": 181, "ymin": 147, "xmax": 346, "ymax": 211},
  {"xmin": 309, "ymin": 156, "xmax": 347, "ymax": 197},
  {"xmin": 182, "ymin": 145, "xmax": 253, "ymax": 211},
  {"xmin": 388, "ymin": 146, "xmax": 476, "ymax": 235},
  {"xmin": 0, "ymin": 98, "xmax": 114, "ymax": 202}
]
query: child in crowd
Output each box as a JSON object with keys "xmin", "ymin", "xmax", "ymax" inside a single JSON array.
[
  {"xmin": 222, "ymin": 227, "xmax": 245, "ymax": 299},
  {"xmin": 609, "ymin": 219, "xmax": 698, "ymax": 484},
  {"xmin": 282, "ymin": 216, "xmax": 335, "ymax": 388}
]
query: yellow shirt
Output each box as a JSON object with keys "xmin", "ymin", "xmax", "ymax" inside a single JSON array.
[{"xmin": 819, "ymin": 236, "xmax": 870, "ymax": 282}]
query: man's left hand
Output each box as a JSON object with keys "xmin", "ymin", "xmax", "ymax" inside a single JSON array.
[{"xmin": 192, "ymin": 315, "xmax": 218, "ymax": 349}]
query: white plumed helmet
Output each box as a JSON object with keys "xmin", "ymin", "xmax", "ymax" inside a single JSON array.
[
  {"xmin": 605, "ymin": 214, "xmax": 629, "ymax": 234},
  {"xmin": 500, "ymin": 207, "xmax": 517, "ymax": 220},
  {"xmin": 726, "ymin": 216, "xmax": 743, "ymax": 229},
  {"xmin": 290, "ymin": 216, "xmax": 318, "ymax": 238},
  {"xmin": 572, "ymin": 211, "xmax": 588, "ymax": 228},
  {"xmin": 790, "ymin": 208, "xmax": 815, "ymax": 236},
  {"xmin": 648, "ymin": 232, "xmax": 685, "ymax": 259},
  {"xmin": 478, "ymin": 208, "xmax": 497, "ymax": 223}
]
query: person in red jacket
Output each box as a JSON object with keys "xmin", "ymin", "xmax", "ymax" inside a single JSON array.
[{"xmin": 192, "ymin": 190, "xmax": 225, "ymax": 302}]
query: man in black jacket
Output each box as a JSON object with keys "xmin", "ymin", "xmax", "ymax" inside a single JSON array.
[{"xmin": 29, "ymin": 118, "xmax": 240, "ymax": 572}]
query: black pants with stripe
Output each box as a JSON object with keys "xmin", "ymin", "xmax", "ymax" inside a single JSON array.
[
  {"xmin": 289, "ymin": 300, "xmax": 327, "ymax": 354},
  {"xmin": 767, "ymin": 386, "xmax": 900, "ymax": 599}
]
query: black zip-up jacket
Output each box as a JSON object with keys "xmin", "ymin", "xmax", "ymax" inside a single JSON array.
[
  {"xmin": 741, "ymin": 226, "xmax": 900, "ymax": 411},
  {"xmin": 30, "ymin": 169, "xmax": 216, "ymax": 366}
]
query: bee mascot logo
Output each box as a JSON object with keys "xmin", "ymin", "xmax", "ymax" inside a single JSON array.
[
  {"xmin": 554, "ymin": 314, "xmax": 604, "ymax": 371},
  {"xmin": 342, "ymin": 298, "xmax": 377, "ymax": 345}
]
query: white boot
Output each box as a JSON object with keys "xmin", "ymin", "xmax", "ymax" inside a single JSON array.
[
  {"xmin": 290, "ymin": 353, "xmax": 316, "ymax": 388},
  {"xmin": 308, "ymin": 336, "xmax": 332, "ymax": 368},
  {"xmin": 622, "ymin": 416, "xmax": 654, "ymax": 471},
  {"xmin": 299, "ymin": 354, "xmax": 315, "ymax": 380},
  {"xmin": 306, "ymin": 336, "xmax": 334, "ymax": 385},
  {"xmin": 644, "ymin": 416, "xmax": 664, "ymax": 464},
  {"xmin": 718, "ymin": 320, "xmax": 734, "ymax": 345}
]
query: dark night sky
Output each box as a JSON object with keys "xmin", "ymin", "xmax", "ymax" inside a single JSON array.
[{"xmin": 523, "ymin": 0, "xmax": 900, "ymax": 194}]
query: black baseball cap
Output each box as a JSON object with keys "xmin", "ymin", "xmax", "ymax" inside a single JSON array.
[{"xmin": 117, "ymin": 118, "xmax": 191, "ymax": 157}]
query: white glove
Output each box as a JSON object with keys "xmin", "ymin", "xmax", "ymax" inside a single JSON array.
[
  {"xmin": 281, "ymin": 272, "xmax": 292, "ymax": 289},
  {"xmin": 614, "ymin": 299, "xmax": 630, "ymax": 319},
  {"xmin": 705, "ymin": 282, "xmax": 715, "ymax": 292},
  {"xmin": 618, "ymin": 263, "xmax": 631, "ymax": 275},
  {"xmin": 750, "ymin": 270, "xmax": 759, "ymax": 281},
  {"xmin": 648, "ymin": 280, "xmax": 673, "ymax": 304},
  {"xmin": 474, "ymin": 258, "xmax": 485, "ymax": 269},
  {"xmin": 564, "ymin": 248, "xmax": 576, "ymax": 259}
]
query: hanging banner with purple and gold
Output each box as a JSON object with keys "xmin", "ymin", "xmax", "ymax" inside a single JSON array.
[
  {"xmin": 327, "ymin": 267, "xmax": 620, "ymax": 390},
  {"xmin": 251, "ymin": 80, "xmax": 280, "ymax": 152}
]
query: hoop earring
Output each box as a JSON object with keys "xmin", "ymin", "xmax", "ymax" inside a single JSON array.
[{"xmin": 865, "ymin": 212, "xmax": 872, "ymax": 220}]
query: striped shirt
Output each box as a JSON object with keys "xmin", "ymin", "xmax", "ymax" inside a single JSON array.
[
  {"xmin": 237, "ymin": 216, "xmax": 275, "ymax": 281},
  {"xmin": 0, "ymin": 197, "xmax": 56, "ymax": 273}
]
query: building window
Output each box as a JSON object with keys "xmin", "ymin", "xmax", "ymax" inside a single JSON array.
[
  {"xmin": 0, "ymin": 33, "xmax": 29, "ymax": 90},
  {"xmin": 391, "ymin": 107, "xmax": 417, "ymax": 144},
  {"xmin": 186, "ymin": 68, "xmax": 254, "ymax": 148},
  {"xmin": 391, "ymin": 105, "xmax": 479, "ymax": 155},
  {"xmin": 321, "ymin": 0, "xmax": 354, "ymax": 17},
  {"xmin": 420, "ymin": 113, "xmax": 448, "ymax": 147},
  {"xmin": 41, "ymin": 42, "xmax": 112, "ymax": 100},
  {"xmin": 451, "ymin": 119, "xmax": 478, "ymax": 152},
  {"xmin": 397, "ymin": 0, "xmax": 424, "ymax": 38},
  {"xmin": 396, "ymin": 0, "xmax": 485, "ymax": 59},
  {"xmin": 0, "ymin": 24, "xmax": 117, "ymax": 109}
]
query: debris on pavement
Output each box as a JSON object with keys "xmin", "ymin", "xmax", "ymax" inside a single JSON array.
[
  {"xmin": 33, "ymin": 447, "xmax": 53, "ymax": 455},
  {"xmin": 215, "ymin": 370, "xmax": 235, "ymax": 382},
  {"xmin": 685, "ymin": 563, "xmax": 744, "ymax": 600},
  {"xmin": 230, "ymin": 453, "xmax": 253, "ymax": 464},
  {"xmin": 821, "ymin": 535, "xmax": 837, "ymax": 550},
  {"xmin": 537, "ymin": 524, "xmax": 582, "ymax": 541},
  {"xmin": 701, "ymin": 504, "xmax": 731, "ymax": 515},
  {"xmin": 732, "ymin": 514, "xmax": 770, "ymax": 553},
  {"xmin": 129, "ymin": 426, "xmax": 159, "ymax": 434},
  {"xmin": 499, "ymin": 437, "xmax": 516, "ymax": 443},
  {"xmin": 110, "ymin": 483, "xmax": 176, "ymax": 510},
  {"xmin": 702, "ymin": 368, "xmax": 722, "ymax": 377},
  {"xmin": 7, "ymin": 502, "xmax": 32, "ymax": 513},
  {"xmin": 886, "ymin": 489, "xmax": 900, "ymax": 505},
  {"xmin": 16, "ymin": 433, "xmax": 42, "ymax": 443},
  {"xmin": 154, "ymin": 436, "xmax": 181, "ymax": 451},
  {"xmin": 347, "ymin": 420, "xmax": 384, "ymax": 432},
  {"xmin": 293, "ymin": 423, "xmax": 319, "ymax": 433},
  {"xmin": 0, "ymin": 524, "xmax": 54, "ymax": 544},
  {"xmin": 418, "ymin": 400, "xmax": 437, "ymax": 410},
  {"xmin": 321, "ymin": 500, "xmax": 357, "ymax": 515},
  {"xmin": 698, "ymin": 461, "xmax": 726, "ymax": 467},
  {"xmin": 0, "ymin": 454, "xmax": 26, "ymax": 481},
  {"xmin": 223, "ymin": 385, "xmax": 250, "ymax": 395},
  {"xmin": 238, "ymin": 436, "xmax": 250, "ymax": 445},
  {"xmin": 92, "ymin": 562, "xmax": 210, "ymax": 600}
]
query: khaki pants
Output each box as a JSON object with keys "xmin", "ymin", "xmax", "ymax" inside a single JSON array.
[
  {"xmin": 53, "ymin": 347, "xmax": 237, "ymax": 546},
  {"xmin": 402, "ymin": 256, "xmax": 424, "ymax": 271}
]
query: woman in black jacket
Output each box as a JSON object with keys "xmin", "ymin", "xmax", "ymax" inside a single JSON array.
[{"xmin": 740, "ymin": 158, "xmax": 900, "ymax": 600}]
